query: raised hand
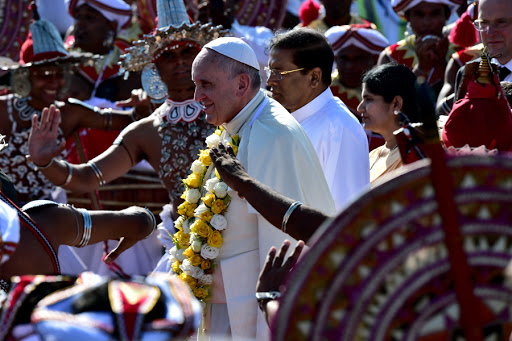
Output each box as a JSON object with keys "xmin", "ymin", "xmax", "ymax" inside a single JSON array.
[
  {"xmin": 415, "ymin": 35, "xmax": 448, "ymax": 74},
  {"xmin": 28, "ymin": 105, "xmax": 66, "ymax": 166},
  {"xmin": 115, "ymin": 88, "xmax": 152, "ymax": 120},
  {"xmin": 210, "ymin": 142, "xmax": 250, "ymax": 194},
  {"xmin": 256, "ymin": 239, "xmax": 305, "ymax": 294}
]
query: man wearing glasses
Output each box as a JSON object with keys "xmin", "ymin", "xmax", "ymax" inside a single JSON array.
[
  {"xmin": 266, "ymin": 28, "xmax": 370, "ymax": 211},
  {"xmin": 474, "ymin": 0, "xmax": 512, "ymax": 81},
  {"xmin": 449, "ymin": 0, "xmax": 512, "ymax": 101}
]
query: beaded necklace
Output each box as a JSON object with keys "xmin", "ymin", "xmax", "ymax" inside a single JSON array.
[{"xmin": 11, "ymin": 96, "xmax": 42, "ymax": 121}]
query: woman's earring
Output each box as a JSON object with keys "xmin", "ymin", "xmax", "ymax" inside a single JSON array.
[
  {"xmin": 11, "ymin": 68, "xmax": 31, "ymax": 97},
  {"xmin": 394, "ymin": 110, "xmax": 399, "ymax": 116},
  {"xmin": 141, "ymin": 63, "xmax": 168, "ymax": 100}
]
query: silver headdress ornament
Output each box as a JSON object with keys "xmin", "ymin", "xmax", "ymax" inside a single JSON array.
[
  {"xmin": 120, "ymin": 0, "xmax": 230, "ymax": 99},
  {"xmin": 121, "ymin": 23, "xmax": 229, "ymax": 73}
]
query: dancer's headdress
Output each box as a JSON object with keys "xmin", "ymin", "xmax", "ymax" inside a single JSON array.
[
  {"xmin": 121, "ymin": 0, "xmax": 229, "ymax": 99},
  {"xmin": 325, "ymin": 24, "xmax": 389, "ymax": 56},
  {"xmin": 391, "ymin": 0, "xmax": 463, "ymax": 19}
]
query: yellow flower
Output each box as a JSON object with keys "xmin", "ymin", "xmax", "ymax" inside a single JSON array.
[
  {"xmin": 189, "ymin": 254, "xmax": 202, "ymax": 267},
  {"xmin": 202, "ymin": 193, "xmax": 216, "ymax": 207},
  {"xmin": 208, "ymin": 231, "xmax": 223, "ymax": 248},
  {"xmin": 231, "ymin": 135, "xmax": 240, "ymax": 146},
  {"xmin": 185, "ymin": 203, "xmax": 197, "ymax": 218},
  {"xmin": 199, "ymin": 211, "xmax": 213, "ymax": 223},
  {"xmin": 183, "ymin": 246, "xmax": 195, "ymax": 258},
  {"xmin": 184, "ymin": 173, "xmax": 201, "ymax": 188},
  {"xmin": 201, "ymin": 259, "xmax": 211, "ymax": 270},
  {"xmin": 172, "ymin": 261, "xmax": 181, "ymax": 273},
  {"xmin": 177, "ymin": 202, "xmax": 188, "ymax": 216},
  {"xmin": 215, "ymin": 168, "xmax": 221, "ymax": 179},
  {"xmin": 214, "ymin": 128, "xmax": 222, "ymax": 136},
  {"xmin": 231, "ymin": 145, "xmax": 238, "ymax": 155},
  {"xmin": 179, "ymin": 273, "xmax": 197, "ymax": 290},
  {"xmin": 180, "ymin": 189, "xmax": 187, "ymax": 200},
  {"xmin": 193, "ymin": 287, "xmax": 209, "ymax": 299},
  {"xmin": 176, "ymin": 231, "xmax": 190, "ymax": 248},
  {"xmin": 198, "ymin": 149, "xmax": 212, "ymax": 166},
  {"xmin": 211, "ymin": 199, "xmax": 226, "ymax": 214},
  {"xmin": 191, "ymin": 220, "xmax": 212, "ymax": 238}
]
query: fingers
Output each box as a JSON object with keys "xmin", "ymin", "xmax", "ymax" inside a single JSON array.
[
  {"xmin": 104, "ymin": 237, "xmax": 136, "ymax": 264},
  {"xmin": 261, "ymin": 246, "xmax": 277, "ymax": 274},
  {"xmin": 273, "ymin": 240, "xmax": 291, "ymax": 268},
  {"xmin": 225, "ymin": 143, "xmax": 236, "ymax": 157},
  {"xmin": 115, "ymin": 98, "xmax": 134, "ymax": 107},
  {"xmin": 31, "ymin": 111, "xmax": 40, "ymax": 133},
  {"xmin": 282, "ymin": 240, "xmax": 305, "ymax": 269}
]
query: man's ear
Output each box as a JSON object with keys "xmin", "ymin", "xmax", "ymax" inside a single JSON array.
[
  {"xmin": 236, "ymin": 73, "xmax": 251, "ymax": 96},
  {"xmin": 310, "ymin": 67, "xmax": 322, "ymax": 88}
]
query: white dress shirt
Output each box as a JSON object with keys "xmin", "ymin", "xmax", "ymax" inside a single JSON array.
[
  {"xmin": 495, "ymin": 58, "xmax": 512, "ymax": 82},
  {"xmin": 291, "ymin": 87, "xmax": 370, "ymax": 211}
]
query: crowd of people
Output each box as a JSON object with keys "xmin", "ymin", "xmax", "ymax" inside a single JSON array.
[{"xmin": 0, "ymin": 0, "xmax": 511, "ymax": 339}]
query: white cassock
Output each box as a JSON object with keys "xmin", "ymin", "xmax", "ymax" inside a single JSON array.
[{"xmin": 206, "ymin": 90, "xmax": 336, "ymax": 340}]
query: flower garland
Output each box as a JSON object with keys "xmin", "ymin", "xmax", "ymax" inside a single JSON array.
[{"xmin": 168, "ymin": 127, "xmax": 240, "ymax": 301}]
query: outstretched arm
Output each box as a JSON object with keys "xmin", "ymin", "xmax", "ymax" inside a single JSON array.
[
  {"xmin": 256, "ymin": 240, "xmax": 305, "ymax": 325},
  {"xmin": 28, "ymin": 204, "xmax": 156, "ymax": 263},
  {"xmin": 28, "ymin": 105, "xmax": 141, "ymax": 193},
  {"xmin": 2, "ymin": 204, "xmax": 156, "ymax": 278},
  {"xmin": 210, "ymin": 143, "xmax": 328, "ymax": 242}
]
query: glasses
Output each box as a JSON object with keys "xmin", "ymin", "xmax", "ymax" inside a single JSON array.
[
  {"xmin": 264, "ymin": 67, "xmax": 305, "ymax": 80},
  {"xmin": 473, "ymin": 18, "xmax": 512, "ymax": 32}
]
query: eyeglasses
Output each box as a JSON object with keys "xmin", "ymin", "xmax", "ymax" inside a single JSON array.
[
  {"xmin": 473, "ymin": 18, "xmax": 512, "ymax": 32},
  {"xmin": 264, "ymin": 67, "xmax": 305, "ymax": 80}
]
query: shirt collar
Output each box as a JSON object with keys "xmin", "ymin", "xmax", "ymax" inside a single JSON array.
[
  {"xmin": 291, "ymin": 87, "xmax": 333, "ymax": 123},
  {"xmin": 492, "ymin": 57, "xmax": 512, "ymax": 70},
  {"xmin": 223, "ymin": 90, "xmax": 265, "ymax": 136}
]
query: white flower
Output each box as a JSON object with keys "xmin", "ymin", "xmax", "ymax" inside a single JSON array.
[
  {"xmin": 199, "ymin": 274, "xmax": 213, "ymax": 286},
  {"xmin": 186, "ymin": 188, "xmax": 201, "ymax": 203},
  {"xmin": 201, "ymin": 244, "xmax": 220, "ymax": 259},
  {"xmin": 182, "ymin": 219, "xmax": 191, "ymax": 234},
  {"xmin": 213, "ymin": 182, "xmax": 228, "ymax": 198},
  {"xmin": 180, "ymin": 259, "xmax": 204, "ymax": 279},
  {"xmin": 205, "ymin": 134, "xmax": 221, "ymax": 148},
  {"xmin": 191, "ymin": 160, "xmax": 205, "ymax": 174},
  {"xmin": 191, "ymin": 240, "xmax": 202, "ymax": 253},
  {"xmin": 174, "ymin": 216, "xmax": 184, "ymax": 230},
  {"xmin": 175, "ymin": 248, "xmax": 186, "ymax": 262},
  {"xmin": 204, "ymin": 177, "xmax": 220, "ymax": 193},
  {"xmin": 189, "ymin": 233, "xmax": 201, "ymax": 244},
  {"xmin": 168, "ymin": 246, "xmax": 178, "ymax": 263},
  {"xmin": 194, "ymin": 204, "xmax": 210, "ymax": 218},
  {"xmin": 210, "ymin": 214, "xmax": 228, "ymax": 231}
]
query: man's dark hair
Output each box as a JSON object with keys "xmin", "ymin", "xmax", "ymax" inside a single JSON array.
[
  {"xmin": 268, "ymin": 28, "xmax": 334, "ymax": 86},
  {"xmin": 362, "ymin": 62, "xmax": 421, "ymax": 123}
]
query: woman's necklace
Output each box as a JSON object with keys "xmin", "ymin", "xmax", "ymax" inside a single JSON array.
[
  {"xmin": 370, "ymin": 144, "xmax": 399, "ymax": 170},
  {"xmin": 12, "ymin": 96, "xmax": 42, "ymax": 121}
]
